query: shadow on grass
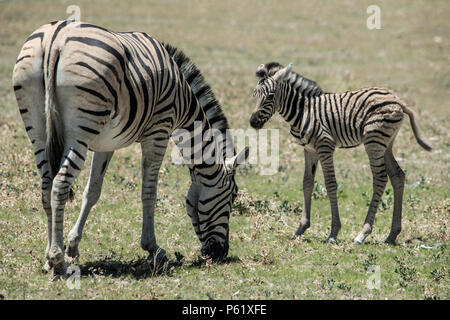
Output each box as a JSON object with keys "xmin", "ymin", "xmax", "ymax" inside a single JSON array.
[
  {"xmin": 291, "ymin": 234, "xmax": 396, "ymax": 246},
  {"xmin": 78, "ymin": 252, "xmax": 242, "ymax": 279}
]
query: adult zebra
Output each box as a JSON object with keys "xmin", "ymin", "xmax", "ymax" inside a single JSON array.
[
  {"xmin": 250, "ymin": 63, "xmax": 431, "ymax": 244},
  {"xmin": 13, "ymin": 21, "xmax": 249, "ymax": 276}
]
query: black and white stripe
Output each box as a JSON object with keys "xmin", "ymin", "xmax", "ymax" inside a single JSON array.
[
  {"xmin": 13, "ymin": 21, "xmax": 248, "ymax": 275},
  {"xmin": 250, "ymin": 63, "xmax": 431, "ymax": 244}
]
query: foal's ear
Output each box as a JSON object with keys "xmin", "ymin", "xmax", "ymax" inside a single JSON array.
[
  {"xmin": 225, "ymin": 147, "xmax": 250, "ymax": 172},
  {"xmin": 256, "ymin": 64, "xmax": 268, "ymax": 78},
  {"xmin": 272, "ymin": 63, "xmax": 293, "ymax": 82}
]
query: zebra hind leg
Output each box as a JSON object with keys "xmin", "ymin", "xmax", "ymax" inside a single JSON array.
[
  {"xmin": 66, "ymin": 151, "xmax": 114, "ymax": 260},
  {"xmin": 38, "ymin": 147, "xmax": 54, "ymax": 273},
  {"xmin": 384, "ymin": 147, "xmax": 405, "ymax": 244},
  {"xmin": 48, "ymin": 141, "xmax": 88, "ymax": 277},
  {"xmin": 354, "ymin": 144, "xmax": 388, "ymax": 244},
  {"xmin": 30, "ymin": 139, "xmax": 54, "ymax": 273},
  {"xmin": 13, "ymin": 80, "xmax": 56, "ymax": 272}
]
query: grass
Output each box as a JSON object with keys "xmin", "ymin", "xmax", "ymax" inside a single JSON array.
[{"xmin": 0, "ymin": 0, "xmax": 448, "ymax": 299}]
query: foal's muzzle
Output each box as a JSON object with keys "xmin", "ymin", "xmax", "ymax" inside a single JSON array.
[{"xmin": 250, "ymin": 111, "xmax": 265, "ymax": 129}]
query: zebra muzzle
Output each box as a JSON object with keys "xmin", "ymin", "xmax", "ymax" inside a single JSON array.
[
  {"xmin": 250, "ymin": 112, "xmax": 265, "ymax": 129},
  {"xmin": 201, "ymin": 238, "xmax": 229, "ymax": 261}
]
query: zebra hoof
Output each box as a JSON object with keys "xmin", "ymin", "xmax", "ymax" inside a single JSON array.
[
  {"xmin": 293, "ymin": 223, "xmax": 309, "ymax": 239},
  {"xmin": 43, "ymin": 261, "xmax": 51, "ymax": 274},
  {"xmin": 49, "ymin": 261, "xmax": 68, "ymax": 281},
  {"xmin": 148, "ymin": 248, "xmax": 167, "ymax": 265},
  {"xmin": 48, "ymin": 246, "xmax": 65, "ymax": 266},
  {"xmin": 384, "ymin": 238, "xmax": 397, "ymax": 245},
  {"xmin": 326, "ymin": 236, "xmax": 337, "ymax": 244},
  {"xmin": 66, "ymin": 245, "xmax": 80, "ymax": 261},
  {"xmin": 291, "ymin": 233, "xmax": 302, "ymax": 240},
  {"xmin": 354, "ymin": 234, "xmax": 366, "ymax": 244}
]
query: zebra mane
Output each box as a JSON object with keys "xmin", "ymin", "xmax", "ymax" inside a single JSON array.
[
  {"xmin": 256, "ymin": 62, "xmax": 323, "ymax": 97},
  {"xmin": 162, "ymin": 43, "xmax": 230, "ymax": 134}
]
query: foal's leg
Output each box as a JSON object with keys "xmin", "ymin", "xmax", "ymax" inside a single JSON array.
[
  {"xmin": 317, "ymin": 146, "xmax": 341, "ymax": 243},
  {"xmin": 354, "ymin": 143, "xmax": 388, "ymax": 244},
  {"xmin": 294, "ymin": 149, "xmax": 319, "ymax": 237},
  {"xmin": 66, "ymin": 151, "xmax": 114, "ymax": 259},
  {"xmin": 384, "ymin": 145, "xmax": 405, "ymax": 244},
  {"xmin": 140, "ymin": 133, "xmax": 170, "ymax": 262}
]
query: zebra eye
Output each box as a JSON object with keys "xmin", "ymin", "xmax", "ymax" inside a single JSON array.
[{"xmin": 265, "ymin": 93, "xmax": 274, "ymax": 101}]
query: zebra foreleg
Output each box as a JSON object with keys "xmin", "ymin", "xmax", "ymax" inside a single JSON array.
[
  {"xmin": 140, "ymin": 135, "xmax": 169, "ymax": 264},
  {"xmin": 66, "ymin": 151, "xmax": 114, "ymax": 260},
  {"xmin": 354, "ymin": 145, "xmax": 388, "ymax": 244},
  {"xmin": 384, "ymin": 147, "xmax": 405, "ymax": 244},
  {"xmin": 294, "ymin": 149, "xmax": 319, "ymax": 238},
  {"xmin": 48, "ymin": 141, "xmax": 88, "ymax": 277},
  {"xmin": 318, "ymin": 147, "xmax": 341, "ymax": 243}
]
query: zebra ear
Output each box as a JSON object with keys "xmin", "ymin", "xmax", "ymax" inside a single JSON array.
[
  {"xmin": 256, "ymin": 64, "xmax": 268, "ymax": 78},
  {"xmin": 225, "ymin": 147, "xmax": 250, "ymax": 171},
  {"xmin": 272, "ymin": 63, "xmax": 293, "ymax": 82}
]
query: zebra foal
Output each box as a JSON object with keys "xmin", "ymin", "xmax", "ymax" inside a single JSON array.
[
  {"xmin": 250, "ymin": 63, "xmax": 432, "ymax": 244},
  {"xmin": 13, "ymin": 21, "xmax": 249, "ymax": 277}
]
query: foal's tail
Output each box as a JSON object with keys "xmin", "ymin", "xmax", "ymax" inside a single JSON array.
[{"xmin": 400, "ymin": 103, "xmax": 432, "ymax": 151}]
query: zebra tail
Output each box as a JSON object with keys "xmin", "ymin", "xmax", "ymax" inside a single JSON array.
[
  {"xmin": 401, "ymin": 104, "xmax": 432, "ymax": 151},
  {"xmin": 44, "ymin": 47, "xmax": 74, "ymax": 200}
]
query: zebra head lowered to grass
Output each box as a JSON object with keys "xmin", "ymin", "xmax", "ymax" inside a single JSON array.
[
  {"xmin": 250, "ymin": 63, "xmax": 432, "ymax": 244},
  {"xmin": 13, "ymin": 21, "xmax": 249, "ymax": 277}
]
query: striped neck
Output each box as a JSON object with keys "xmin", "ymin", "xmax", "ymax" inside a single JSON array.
[
  {"xmin": 164, "ymin": 43, "xmax": 234, "ymax": 180},
  {"xmin": 175, "ymin": 88, "xmax": 226, "ymax": 183},
  {"xmin": 277, "ymin": 81, "xmax": 307, "ymax": 128}
]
